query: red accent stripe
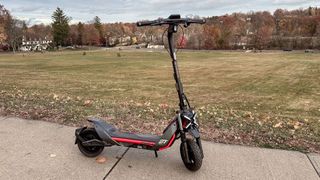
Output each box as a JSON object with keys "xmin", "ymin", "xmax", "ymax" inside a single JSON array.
[
  {"xmin": 159, "ymin": 134, "xmax": 176, "ymax": 151},
  {"xmin": 112, "ymin": 137, "xmax": 155, "ymax": 146}
]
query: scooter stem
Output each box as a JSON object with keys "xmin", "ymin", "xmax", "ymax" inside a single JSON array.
[{"xmin": 168, "ymin": 24, "xmax": 186, "ymax": 111}]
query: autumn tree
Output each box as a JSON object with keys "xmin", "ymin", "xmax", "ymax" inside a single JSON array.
[
  {"xmin": 52, "ymin": 7, "xmax": 70, "ymax": 47},
  {"xmin": 84, "ymin": 24, "xmax": 100, "ymax": 46},
  {"xmin": 186, "ymin": 24, "xmax": 205, "ymax": 49},
  {"xmin": 2, "ymin": 6, "xmax": 315, "ymax": 50},
  {"xmin": 27, "ymin": 24, "xmax": 52, "ymax": 41},
  {"xmin": 0, "ymin": 5, "xmax": 9, "ymax": 44},
  {"xmin": 250, "ymin": 11, "xmax": 275, "ymax": 49},
  {"xmin": 77, "ymin": 22, "xmax": 84, "ymax": 46},
  {"xmin": 203, "ymin": 25, "xmax": 218, "ymax": 49},
  {"xmin": 221, "ymin": 16, "xmax": 237, "ymax": 48}
]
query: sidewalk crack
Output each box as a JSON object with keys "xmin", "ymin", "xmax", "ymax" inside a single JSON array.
[
  {"xmin": 306, "ymin": 154, "xmax": 320, "ymax": 177},
  {"xmin": 103, "ymin": 147, "xmax": 130, "ymax": 180}
]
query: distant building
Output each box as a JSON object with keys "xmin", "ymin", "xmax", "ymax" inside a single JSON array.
[
  {"xmin": 21, "ymin": 36, "xmax": 52, "ymax": 51},
  {"xmin": 108, "ymin": 35, "xmax": 134, "ymax": 46},
  {"xmin": 147, "ymin": 44, "xmax": 164, "ymax": 49}
]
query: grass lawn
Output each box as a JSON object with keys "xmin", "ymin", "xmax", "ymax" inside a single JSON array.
[{"xmin": 0, "ymin": 50, "xmax": 319, "ymax": 152}]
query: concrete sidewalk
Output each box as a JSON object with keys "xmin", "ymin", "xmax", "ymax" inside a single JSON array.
[{"xmin": 0, "ymin": 117, "xmax": 319, "ymax": 180}]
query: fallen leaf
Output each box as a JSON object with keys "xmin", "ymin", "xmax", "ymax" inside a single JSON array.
[
  {"xmin": 50, "ymin": 154, "xmax": 56, "ymax": 158},
  {"xmin": 96, "ymin": 156, "xmax": 107, "ymax": 164},
  {"xmin": 293, "ymin": 121, "xmax": 303, "ymax": 130},
  {"xmin": 53, "ymin": 94, "xmax": 59, "ymax": 100},
  {"xmin": 159, "ymin": 103, "xmax": 169, "ymax": 109},
  {"xmin": 136, "ymin": 103, "xmax": 143, "ymax": 106},
  {"xmin": 83, "ymin": 100, "xmax": 93, "ymax": 106},
  {"xmin": 273, "ymin": 122, "xmax": 282, "ymax": 128},
  {"xmin": 243, "ymin": 111, "xmax": 253, "ymax": 119}
]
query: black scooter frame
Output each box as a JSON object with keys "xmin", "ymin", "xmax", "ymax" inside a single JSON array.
[{"xmin": 75, "ymin": 14, "xmax": 205, "ymax": 162}]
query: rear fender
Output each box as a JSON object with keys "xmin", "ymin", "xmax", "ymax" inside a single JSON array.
[
  {"xmin": 88, "ymin": 119, "xmax": 120, "ymax": 146},
  {"xmin": 75, "ymin": 127, "xmax": 87, "ymax": 144}
]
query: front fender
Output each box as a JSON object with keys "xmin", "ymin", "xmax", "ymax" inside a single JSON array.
[
  {"xmin": 187, "ymin": 126, "xmax": 200, "ymax": 139},
  {"xmin": 187, "ymin": 126, "xmax": 204, "ymax": 158}
]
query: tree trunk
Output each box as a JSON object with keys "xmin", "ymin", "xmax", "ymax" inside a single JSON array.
[{"xmin": 11, "ymin": 41, "xmax": 15, "ymax": 54}]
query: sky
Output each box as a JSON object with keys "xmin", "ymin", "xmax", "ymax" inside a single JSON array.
[{"xmin": 1, "ymin": 0, "xmax": 320, "ymax": 25}]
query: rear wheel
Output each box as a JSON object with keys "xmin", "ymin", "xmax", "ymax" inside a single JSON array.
[
  {"xmin": 180, "ymin": 139, "xmax": 202, "ymax": 171},
  {"xmin": 77, "ymin": 128, "xmax": 104, "ymax": 157}
]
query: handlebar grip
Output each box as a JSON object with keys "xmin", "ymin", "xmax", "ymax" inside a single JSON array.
[
  {"xmin": 136, "ymin": 20, "xmax": 158, "ymax": 27},
  {"xmin": 188, "ymin": 19, "xmax": 206, "ymax": 24}
]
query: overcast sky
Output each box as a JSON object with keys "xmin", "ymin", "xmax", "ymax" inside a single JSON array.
[{"xmin": 2, "ymin": 0, "xmax": 320, "ymax": 25}]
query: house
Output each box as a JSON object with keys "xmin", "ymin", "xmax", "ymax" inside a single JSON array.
[
  {"xmin": 108, "ymin": 35, "xmax": 135, "ymax": 46},
  {"xmin": 20, "ymin": 36, "xmax": 52, "ymax": 51}
]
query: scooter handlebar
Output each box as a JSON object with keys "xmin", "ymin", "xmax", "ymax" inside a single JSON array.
[
  {"xmin": 186, "ymin": 19, "xmax": 206, "ymax": 24},
  {"xmin": 136, "ymin": 17, "xmax": 206, "ymax": 27},
  {"xmin": 136, "ymin": 20, "xmax": 160, "ymax": 27}
]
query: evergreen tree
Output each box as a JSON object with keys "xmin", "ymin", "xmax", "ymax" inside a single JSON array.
[
  {"xmin": 77, "ymin": 22, "xmax": 84, "ymax": 46},
  {"xmin": 52, "ymin": 7, "xmax": 70, "ymax": 47},
  {"xmin": 93, "ymin": 16, "xmax": 104, "ymax": 45}
]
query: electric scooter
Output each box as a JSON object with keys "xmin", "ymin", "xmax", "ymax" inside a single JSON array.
[{"xmin": 75, "ymin": 14, "xmax": 206, "ymax": 171}]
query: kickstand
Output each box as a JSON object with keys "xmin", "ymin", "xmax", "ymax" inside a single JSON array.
[{"xmin": 154, "ymin": 150, "xmax": 158, "ymax": 158}]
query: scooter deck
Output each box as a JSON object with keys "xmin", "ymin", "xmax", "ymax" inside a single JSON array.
[{"xmin": 88, "ymin": 118, "xmax": 161, "ymax": 144}]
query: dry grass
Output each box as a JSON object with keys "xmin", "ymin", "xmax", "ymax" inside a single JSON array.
[{"xmin": 0, "ymin": 50, "xmax": 319, "ymax": 152}]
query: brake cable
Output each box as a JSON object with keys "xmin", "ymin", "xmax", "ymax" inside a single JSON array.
[
  {"xmin": 162, "ymin": 25, "xmax": 185, "ymax": 55},
  {"xmin": 161, "ymin": 25, "xmax": 190, "ymax": 109},
  {"xmin": 161, "ymin": 28, "xmax": 169, "ymax": 54}
]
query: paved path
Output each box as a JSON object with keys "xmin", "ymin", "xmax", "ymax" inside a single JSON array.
[{"xmin": 0, "ymin": 117, "xmax": 319, "ymax": 180}]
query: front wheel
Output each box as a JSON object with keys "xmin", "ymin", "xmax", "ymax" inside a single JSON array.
[
  {"xmin": 180, "ymin": 139, "xmax": 203, "ymax": 171},
  {"xmin": 77, "ymin": 128, "xmax": 104, "ymax": 157}
]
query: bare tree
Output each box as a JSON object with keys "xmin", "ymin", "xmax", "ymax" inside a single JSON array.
[{"xmin": 5, "ymin": 15, "xmax": 24, "ymax": 53}]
